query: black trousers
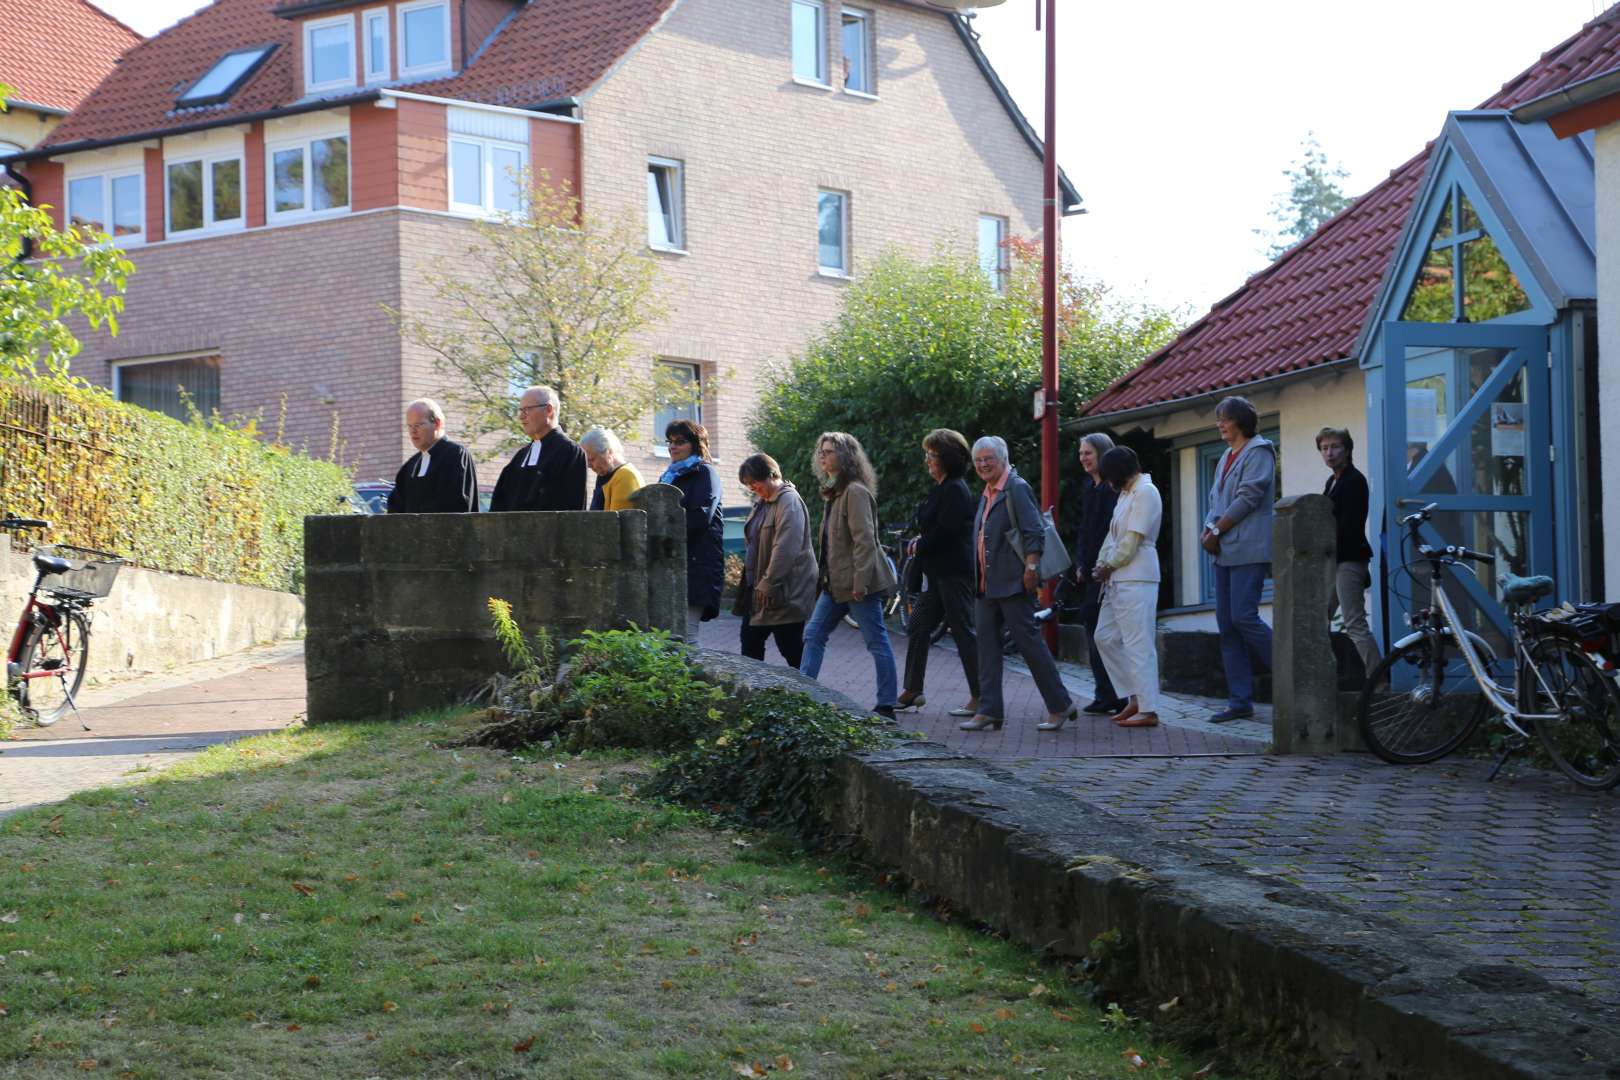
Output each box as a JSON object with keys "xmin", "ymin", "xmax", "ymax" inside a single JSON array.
[
  {"xmin": 1078, "ymin": 578, "xmax": 1122, "ymax": 706},
  {"xmin": 740, "ymin": 615, "xmax": 805, "ymax": 669},
  {"xmin": 902, "ymin": 573, "xmax": 979, "ymax": 698}
]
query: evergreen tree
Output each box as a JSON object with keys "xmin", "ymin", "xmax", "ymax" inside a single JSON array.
[{"xmin": 1256, "ymin": 133, "xmax": 1352, "ymax": 261}]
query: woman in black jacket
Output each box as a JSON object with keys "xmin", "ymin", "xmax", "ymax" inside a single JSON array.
[
  {"xmin": 897, "ymin": 429, "xmax": 980, "ymax": 716},
  {"xmin": 1074, "ymin": 433, "xmax": 1125, "ymax": 714},
  {"xmin": 660, "ymin": 419, "xmax": 725, "ymax": 645}
]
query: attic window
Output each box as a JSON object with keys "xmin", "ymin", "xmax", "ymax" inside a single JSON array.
[{"xmin": 178, "ymin": 45, "xmax": 276, "ymax": 107}]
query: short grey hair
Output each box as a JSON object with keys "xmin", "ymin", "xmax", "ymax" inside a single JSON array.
[
  {"xmin": 578, "ymin": 426, "xmax": 623, "ymax": 458},
  {"xmin": 406, "ymin": 398, "xmax": 444, "ymax": 424},
  {"xmin": 1080, "ymin": 432, "xmax": 1114, "ymax": 458},
  {"xmin": 971, "ymin": 435, "xmax": 1009, "ymax": 465},
  {"xmin": 522, "ymin": 384, "xmax": 560, "ymax": 419}
]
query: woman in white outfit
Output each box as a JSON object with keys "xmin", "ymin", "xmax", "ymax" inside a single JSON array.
[{"xmin": 1091, "ymin": 446, "xmax": 1164, "ymax": 729}]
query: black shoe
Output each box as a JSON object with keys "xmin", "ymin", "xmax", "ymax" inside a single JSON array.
[
  {"xmin": 1209, "ymin": 706, "xmax": 1254, "ymax": 724},
  {"xmin": 873, "ymin": 705, "xmax": 897, "ymax": 720},
  {"xmin": 1083, "ymin": 699, "xmax": 1125, "ymax": 715}
]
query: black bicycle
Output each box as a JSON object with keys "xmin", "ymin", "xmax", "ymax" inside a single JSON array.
[{"xmin": 1356, "ymin": 504, "xmax": 1620, "ymax": 789}]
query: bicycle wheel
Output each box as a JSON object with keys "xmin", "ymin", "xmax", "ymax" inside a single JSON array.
[
  {"xmin": 17, "ymin": 608, "xmax": 90, "ymax": 727},
  {"xmin": 1523, "ymin": 636, "xmax": 1620, "ymax": 790},
  {"xmin": 1357, "ymin": 630, "xmax": 1493, "ymax": 764}
]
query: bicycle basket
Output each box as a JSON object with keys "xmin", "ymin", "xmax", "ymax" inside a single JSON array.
[{"xmin": 35, "ymin": 544, "xmax": 124, "ymax": 599}]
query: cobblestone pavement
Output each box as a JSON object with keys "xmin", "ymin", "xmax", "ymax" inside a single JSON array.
[
  {"xmin": 1, "ymin": 641, "xmax": 305, "ymax": 820},
  {"xmin": 741, "ymin": 613, "xmax": 1620, "ymax": 1007}
]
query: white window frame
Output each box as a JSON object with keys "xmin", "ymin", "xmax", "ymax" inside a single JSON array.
[
  {"xmin": 647, "ymin": 157, "xmax": 685, "ymax": 253},
  {"xmin": 362, "ymin": 7, "xmax": 391, "ymax": 84},
  {"xmin": 817, "ymin": 188, "xmax": 849, "ymax": 277},
  {"xmin": 65, "ymin": 169, "xmax": 145, "ymax": 247},
  {"xmin": 266, "ymin": 131, "xmax": 352, "ymax": 223},
  {"xmin": 653, "ymin": 360, "xmax": 702, "ymax": 457},
  {"xmin": 447, "ymin": 135, "xmax": 528, "ymax": 218},
  {"xmin": 165, "ymin": 151, "xmax": 245, "ymax": 236},
  {"xmin": 397, "ymin": 0, "xmax": 453, "ymax": 79},
  {"xmin": 978, "ymin": 213, "xmax": 1008, "ymax": 292},
  {"xmin": 303, "ymin": 13, "xmax": 356, "ymax": 95},
  {"xmin": 791, "ymin": 0, "xmax": 828, "ymax": 87},
  {"xmin": 840, "ymin": 7, "xmax": 874, "ymax": 96}
]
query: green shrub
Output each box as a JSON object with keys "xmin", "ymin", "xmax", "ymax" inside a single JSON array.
[
  {"xmin": 644, "ymin": 687, "xmax": 893, "ymax": 848},
  {"xmin": 557, "ymin": 628, "xmax": 726, "ymax": 752},
  {"xmin": 0, "ymin": 378, "xmax": 350, "ymax": 592}
]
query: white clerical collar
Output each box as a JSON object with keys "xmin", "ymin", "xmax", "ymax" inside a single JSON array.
[
  {"xmin": 523, "ymin": 439, "xmax": 542, "ymax": 467},
  {"xmin": 416, "ymin": 444, "xmax": 431, "ymax": 477}
]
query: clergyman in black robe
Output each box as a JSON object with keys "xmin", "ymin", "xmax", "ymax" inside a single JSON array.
[
  {"xmin": 386, "ymin": 400, "xmax": 479, "ymax": 513},
  {"xmin": 489, "ymin": 387, "xmax": 588, "ymax": 512}
]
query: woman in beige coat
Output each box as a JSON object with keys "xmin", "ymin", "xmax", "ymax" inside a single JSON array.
[
  {"xmin": 798, "ymin": 431, "xmax": 899, "ymax": 718},
  {"xmin": 736, "ymin": 453, "xmax": 818, "ymax": 667}
]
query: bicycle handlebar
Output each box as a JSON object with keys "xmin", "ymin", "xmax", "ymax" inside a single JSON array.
[
  {"xmin": 0, "ymin": 517, "xmax": 49, "ymax": 530},
  {"xmin": 1417, "ymin": 542, "xmax": 1496, "ymax": 566}
]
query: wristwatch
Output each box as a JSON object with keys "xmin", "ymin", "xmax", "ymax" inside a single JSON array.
[
  {"xmin": 1209, "ymin": 525, "xmax": 1222, "ymax": 538},
  {"xmin": 1025, "ymin": 560, "xmax": 1039, "ymax": 572}
]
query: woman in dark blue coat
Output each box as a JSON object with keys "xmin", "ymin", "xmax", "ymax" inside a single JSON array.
[
  {"xmin": 1074, "ymin": 433, "xmax": 1125, "ymax": 713},
  {"xmin": 660, "ymin": 419, "xmax": 725, "ymax": 645},
  {"xmin": 898, "ymin": 428, "xmax": 979, "ymax": 717}
]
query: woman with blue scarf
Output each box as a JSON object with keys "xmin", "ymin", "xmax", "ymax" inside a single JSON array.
[{"xmin": 661, "ymin": 419, "xmax": 725, "ymax": 644}]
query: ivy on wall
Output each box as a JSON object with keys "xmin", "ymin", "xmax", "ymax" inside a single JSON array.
[{"xmin": 0, "ymin": 379, "xmax": 351, "ymax": 593}]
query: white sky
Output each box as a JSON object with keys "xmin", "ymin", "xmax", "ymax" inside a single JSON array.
[{"xmin": 93, "ymin": 0, "xmax": 1613, "ymax": 314}]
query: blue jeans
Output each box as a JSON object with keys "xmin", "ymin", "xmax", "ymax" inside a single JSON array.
[
  {"xmin": 799, "ymin": 592, "xmax": 899, "ymax": 708},
  {"xmin": 1214, "ymin": 561, "xmax": 1273, "ymax": 710}
]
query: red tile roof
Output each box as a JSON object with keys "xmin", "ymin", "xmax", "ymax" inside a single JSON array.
[
  {"xmin": 1083, "ymin": 5, "xmax": 1620, "ymax": 420},
  {"xmin": 37, "ymin": 0, "xmax": 676, "ymax": 151},
  {"xmin": 0, "ymin": 0, "xmax": 141, "ymax": 114}
]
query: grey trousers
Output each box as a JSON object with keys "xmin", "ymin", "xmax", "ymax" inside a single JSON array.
[
  {"xmin": 975, "ymin": 591, "xmax": 1072, "ymax": 720},
  {"xmin": 1329, "ymin": 561, "xmax": 1381, "ymax": 675}
]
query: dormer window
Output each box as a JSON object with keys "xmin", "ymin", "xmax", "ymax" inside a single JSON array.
[
  {"xmin": 178, "ymin": 44, "xmax": 276, "ymax": 108},
  {"xmin": 398, "ymin": 1, "xmax": 451, "ymax": 78},
  {"xmin": 305, "ymin": 14, "xmax": 355, "ymax": 94}
]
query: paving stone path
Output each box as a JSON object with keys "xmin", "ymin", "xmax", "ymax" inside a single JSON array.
[{"xmin": 721, "ymin": 613, "xmax": 1620, "ymax": 1008}]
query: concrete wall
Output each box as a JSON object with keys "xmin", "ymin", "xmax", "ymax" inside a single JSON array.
[
  {"xmin": 583, "ymin": 0, "xmax": 1048, "ymax": 502},
  {"xmin": 303, "ymin": 485, "xmax": 686, "ymax": 723},
  {"xmin": 1598, "ymin": 124, "xmax": 1620, "ymax": 601},
  {"xmin": 2, "ymin": 537, "xmax": 304, "ymax": 686}
]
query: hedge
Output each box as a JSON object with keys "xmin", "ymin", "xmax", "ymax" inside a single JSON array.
[{"xmin": 0, "ymin": 378, "xmax": 351, "ymax": 592}]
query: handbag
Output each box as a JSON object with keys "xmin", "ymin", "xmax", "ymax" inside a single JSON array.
[{"xmin": 1004, "ymin": 481, "xmax": 1072, "ymax": 582}]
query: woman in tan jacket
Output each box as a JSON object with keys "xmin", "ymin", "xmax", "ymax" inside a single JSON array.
[
  {"xmin": 798, "ymin": 431, "xmax": 899, "ymax": 718},
  {"xmin": 736, "ymin": 453, "xmax": 818, "ymax": 667}
]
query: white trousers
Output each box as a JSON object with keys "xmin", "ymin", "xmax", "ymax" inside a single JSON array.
[
  {"xmin": 1093, "ymin": 580, "xmax": 1159, "ymax": 714},
  {"xmin": 685, "ymin": 604, "xmax": 703, "ymax": 646}
]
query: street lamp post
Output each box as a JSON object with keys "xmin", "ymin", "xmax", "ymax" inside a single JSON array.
[{"xmin": 931, "ymin": 0, "xmax": 1061, "ymax": 649}]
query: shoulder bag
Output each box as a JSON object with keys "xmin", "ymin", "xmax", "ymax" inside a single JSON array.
[{"xmin": 1004, "ymin": 480, "xmax": 1072, "ymax": 582}]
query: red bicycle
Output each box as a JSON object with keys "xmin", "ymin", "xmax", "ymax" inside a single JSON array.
[{"xmin": 3, "ymin": 517, "xmax": 122, "ymax": 728}]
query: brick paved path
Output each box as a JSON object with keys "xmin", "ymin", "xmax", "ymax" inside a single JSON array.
[
  {"xmin": 1, "ymin": 642, "xmax": 305, "ymax": 820},
  {"xmin": 741, "ymin": 613, "xmax": 1620, "ymax": 1007}
]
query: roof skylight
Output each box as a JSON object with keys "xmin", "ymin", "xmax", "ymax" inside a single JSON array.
[{"xmin": 177, "ymin": 44, "xmax": 277, "ymax": 108}]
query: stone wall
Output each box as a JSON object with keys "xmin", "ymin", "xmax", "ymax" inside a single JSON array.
[
  {"xmin": 303, "ymin": 486, "xmax": 686, "ymax": 724},
  {"xmin": 2, "ymin": 537, "xmax": 305, "ymax": 686}
]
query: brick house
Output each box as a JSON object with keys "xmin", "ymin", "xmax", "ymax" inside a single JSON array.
[
  {"xmin": 3, "ymin": 0, "xmax": 1077, "ymax": 502},
  {"xmin": 0, "ymin": 0, "xmax": 141, "ymax": 155}
]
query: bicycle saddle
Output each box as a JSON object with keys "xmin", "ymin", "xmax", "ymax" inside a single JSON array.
[
  {"xmin": 1499, "ymin": 573, "xmax": 1554, "ymax": 605},
  {"xmin": 33, "ymin": 553, "xmax": 72, "ymax": 576}
]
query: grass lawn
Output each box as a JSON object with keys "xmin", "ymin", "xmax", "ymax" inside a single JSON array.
[{"xmin": 0, "ymin": 712, "xmax": 1248, "ymax": 1079}]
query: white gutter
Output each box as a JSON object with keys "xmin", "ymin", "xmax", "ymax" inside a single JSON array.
[{"xmin": 377, "ymin": 89, "xmax": 581, "ymax": 125}]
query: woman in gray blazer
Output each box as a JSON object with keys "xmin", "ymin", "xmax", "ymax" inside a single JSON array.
[
  {"xmin": 961, "ymin": 436, "xmax": 1076, "ymax": 733},
  {"xmin": 1201, "ymin": 396, "xmax": 1276, "ymax": 722}
]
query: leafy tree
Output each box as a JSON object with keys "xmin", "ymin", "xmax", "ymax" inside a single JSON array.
[
  {"xmin": 0, "ymin": 86, "xmax": 134, "ymax": 380},
  {"xmin": 392, "ymin": 171, "xmax": 690, "ymax": 452},
  {"xmin": 747, "ymin": 243, "xmax": 1184, "ymax": 531},
  {"xmin": 1256, "ymin": 133, "xmax": 1352, "ymax": 260}
]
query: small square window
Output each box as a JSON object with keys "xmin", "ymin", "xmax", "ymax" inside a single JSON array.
[
  {"xmin": 167, "ymin": 153, "xmax": 244, "ymax": 234},
  {"xmin": 267, "ymin": 135, "xmax": 349, "ymax": 220},
  {"xmin": 978, "ymin": 214, "xmax": 1007, "ymax": 292},
  {"xmin": 817, "ymin": 189, "xmax": 848, "ymax": 275},
  {"xmin": 305, "ymin": 16, "xmax": 355, "ymax": 92},
  {"xmin": 448, "ymin": 135, "xmax": 526, "ymax": 217},
  {"xmin": 116, "ymin": 355, "xmax": 221, "ymax": 422},
  {"xmin": 399, "ymin": 1, "xmax": 450, "ymax": 75},
  {"xmin": 654, "ymin": 361, "xmax": 701, "ymax": 451},
  {"xmin": 647, "ymin": 159, "xmax": 684, "ymax": 251},
  {"xmin": 841, "ymin": 9, "xmax": 872, "ymax": 94},
  {"xmin": 791, "ymin": 0, "xmax": 826, "ymax": 84},
  {"xmin": 67, "ymin": 173, "xmax": 145, "ymax": 243}
]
